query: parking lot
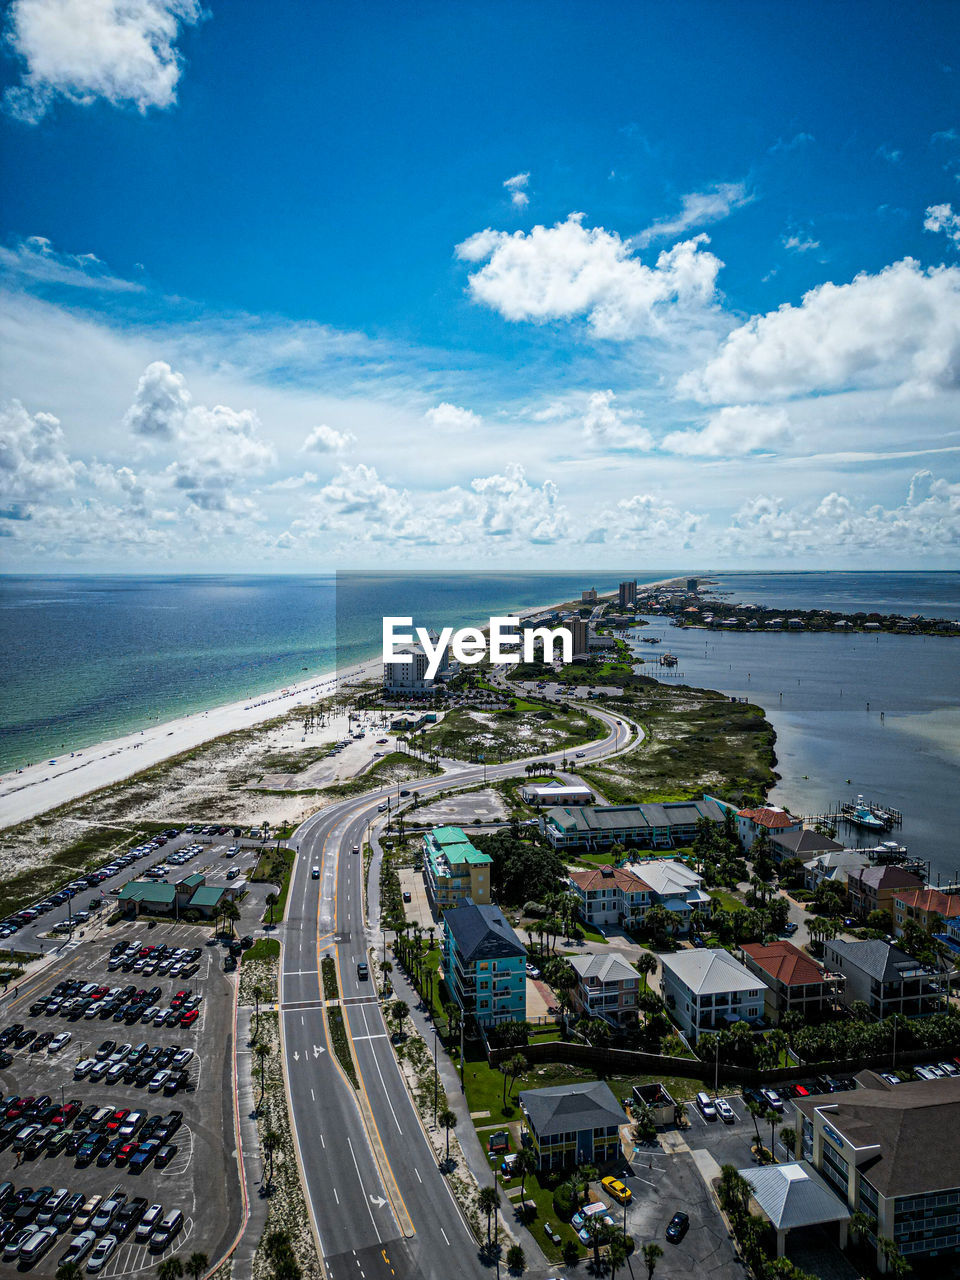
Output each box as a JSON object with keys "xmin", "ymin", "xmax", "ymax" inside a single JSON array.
[{"xmin": 0, "ymin": 919, "xmax": 243, "ymax": 1275}]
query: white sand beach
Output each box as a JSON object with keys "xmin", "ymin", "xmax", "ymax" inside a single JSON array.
[{"xmin": 0, "ymin": 659, "xmax": 378, "ymax": 829}]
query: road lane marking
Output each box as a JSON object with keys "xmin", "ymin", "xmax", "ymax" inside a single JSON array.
[
  {"xmin": 440, "ymin": 1229, "xmax": 450, "ymax": 1245},
  {"xmin": 347, "ymin": 1136, "xmax": 383, "ymax": 1241}
]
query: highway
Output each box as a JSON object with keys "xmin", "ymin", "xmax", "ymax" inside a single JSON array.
[{"xmin": 281, "ymin": 705, "xmax": 636, "ymax": 1280}]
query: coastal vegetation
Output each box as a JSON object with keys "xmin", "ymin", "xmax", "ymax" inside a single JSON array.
[{"xmin": 419, "ymin": 703, "xmax": 604, "ymax": 763}]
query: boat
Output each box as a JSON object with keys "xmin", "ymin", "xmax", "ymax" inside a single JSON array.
[{"xmin": 847, "ymin": 795, "xmax": 886, "ymax": 831}]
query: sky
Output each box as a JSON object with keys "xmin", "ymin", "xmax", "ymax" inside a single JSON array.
[{"xmin": 1, "ymin": 0, "xmax": 960, "ymax": 571}]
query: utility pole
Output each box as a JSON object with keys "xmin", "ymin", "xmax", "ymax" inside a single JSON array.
[{"xmin": 433, "ymin": 1025, "xmax": 439, "ymax": 1126}]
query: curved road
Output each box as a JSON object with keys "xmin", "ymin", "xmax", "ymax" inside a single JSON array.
[{"xmin": 280, "ymin": 705, "xmax": 635, "ymax": 1280}]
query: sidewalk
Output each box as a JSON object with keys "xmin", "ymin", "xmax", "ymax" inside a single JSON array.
[{"xmin": 230, "ymin": 1005, "xmax": 271, "ymax": 1280}]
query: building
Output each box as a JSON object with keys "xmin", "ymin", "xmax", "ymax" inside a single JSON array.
[
  {"xmin": 566, "ymin": 865, "xmax": 652, "ymax": 927},
  {"xmin": 568, "ymin": 617, "xmax": 590, "ymax": 657},
  {"xmin": 737, "ymin": 806, "xmax": 802, "ymax": 851},
  {"xmin": 541, "ymin": 796, "xmax": 725, "ymax": 851},
  {"xmin": 442, "ymin": 900, "xmax": 526, "ymax": 1026},
  {"xmin": 383, "ymin": 633, "xmax": 451, "ymax": 694},
  {"xmin": 942, "ymin": 915, "xmax": 960, "ymax": 955},
  {"xmin": 795, "ymin": 1074, "xmax": 960, "ymax": 1269},
  {"xmin": 568, "ymin": 952, "xmax": 640, "ymax": 1025},
  {"xmin": 893, "ymin": 886, "xmax": 960, "ymax": 937},
  {"xmin": 520, "ymin": 782, "xmax": 593, "ymax": 807},
  {"xmin": 581, "ymin": 588, "xmax": 597, "ymax": 603},
  {"xmin": 114, "ymin": 873, "xmax": 237, "ymax": 918},
  {"xmin": 822, "ymin": 938, "xmax": 946, "ymax": 1018},
  {"xmin": 618, "ymin": 580, "xmax": 637, "ymax": 608},
  {"xmin": 739, "ymin": 1162, "xmax": 850, "ymax": 1260},
  {"xmin": 847, "ymin": 865, "xmax": 923, "ymax": 922},
  {"xmin": 686, "ymin": 578, "xmax": 698, "ymax": 593},
  {"xmin": 804, "ymin": 849, "xmax": 873, "ymax": 894},
  {"xmin": 518, "ymin": 1080, "xmax": 627, "ymax": 1172},
  {"xmin": 741, "ymin": 940, "xmax": 840, "ymax": 1023},
  {"xmin": 627, "ymin": 858, "xmax": 712, "ymax": 933},
  {"xmin": 389, "ymin": 710, "xmax": 438, "ymax": 732},
  {"xmin": 422, "ymin": 826, "xmax": 492, "ymax": 909},
  {"xmin": 658, "ymin": 948, "xmax": 768, "ymax": 1042},
  {"xmin": 769, "ymin": 828, "xmax": 845, "ymax": 865}
]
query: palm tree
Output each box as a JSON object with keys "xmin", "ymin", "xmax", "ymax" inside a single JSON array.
[
  {"xmin": 717, "ymin": 1164, "xmax": 752, "ymax": 1221},
  {"xmin": 478, "ymin": 1184, "xmax": 500, "ymax": 1244},
  {"xmin": 636, "ymin": 952, "xmax": 657, "ymax": 989},
  {"xmin": 56, "ymin": 1264, "xmax": 83, "ymax": 1280},
  {"xmin": 608, "ymin": 1233, "xmax": 629, "ymax": 1278},
  {"xmin": 584, "ymin": 1215, "xmax": 612, "ymax": 1271},
  {"xmin": 438, "ymin": 1107, "xmax": 457, "ymax": 1162},
  {"xmin": 157, "ymin": 1259, "xmax": 184, "ymax": 1280},
  {"xmin": 256, "ymin": 1040, "xmax": 270, "ymax": 1106},
  {"xmin": 265, "ymin": 892, "xmax": 278, "ymax": 927},
  {"xmin": 505, "ymin": 1243, "xmax": 526, "ymax": 1274},
  {"xmin": 252, "ymin": 983, "xmax": 263, "ymax": 1039},
  {"xmin": 263, "ymin": 1129, "xmax": 281, "ymax": 1187},
  {"xmin": 222, "ymin": 899, "xmax": 241, "ymax": 937},
  {"xmin": 642, "ymin": 1241, "xmax": 664, "ymax": 1280},
  {"xmin": 516, "ymin": 1147, "xmax": 538, "ymax": 1211},
  {"xmin": 499, "ymin": 1052, "xmax": 527, "ymax": 1108},
  {"xmin": 185, "ymin": 1254, "xmax": 208, "ymax": 1280}
]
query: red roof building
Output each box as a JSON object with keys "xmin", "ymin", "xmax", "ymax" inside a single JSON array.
[
  {"xmin": 893, "ymin": 887, "xmax": 960, "ymax": 936},
  {"xmin": 741, "ymin": 940, "xmax": 839, "ymax": 1021},
  {"xmin": 737, "ymin": 806, "xmax": 802, "ymax": 851}
]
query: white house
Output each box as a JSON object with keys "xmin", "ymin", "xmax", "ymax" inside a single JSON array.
[
  {"xmin": 626, "ymin": 858, "xmax": 712, "ymax": 933},
  {"xmin": 659, "ymin": 948, "xmax": 768, "ymax": 1042}
]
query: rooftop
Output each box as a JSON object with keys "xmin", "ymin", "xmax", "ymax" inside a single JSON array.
[
  {"xmin": 544, "ymin": 797, "xmax": 725, "ymax": 834},
  {"xmin": 825, "ymin": 938, "xmax": 931, "ymax": 983},
  {"xmin": 849, "ymin": 864, "xmax": 923, "ymax": 892},
  {"xmin": 519, "ymin": 1080, "xmax": 628, "ymax": 1137},
  {"xmin": 568, "ymin": 865, "xmax": 650, "ymax": 894},
  {"xmin": 771, "ymin": 829, "xmax": 845, "ymax": 856},
  {"xmin": 569, "ymin": 952, "xmax": 639, "ymax": 984},
  {"xmin": 894, "ymin": 887, "xmax": 960, "ymax": 919},
  {"xmin": 115, "ymin": 880, "xmax": 176, "ymax": 905},
  {"xmin": 659, "ymin": 947, "xmax": 766, "ymax": 996},
  {"xmin": 626, "ymin": 858, "xmax": 702, "ymax": 899},
  {"xmin": 741, "ymin": 941, "xmax": 830, "ymax": 987},
  {"xmin": 444, "ymin": 901, "xmax": 525, "ymax": 963},
  {"xmin": 740, "ymin": 1162, "xmax": 850, "ymax": 1232},
  {"xmin": 738, "ymin": 806, "xmax": 799, "ymax": 830}
]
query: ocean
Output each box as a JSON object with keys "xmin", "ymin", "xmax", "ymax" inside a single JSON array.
[{"xmin": 0, "ymin": 571, "xmax": 658, "ymax": 772}]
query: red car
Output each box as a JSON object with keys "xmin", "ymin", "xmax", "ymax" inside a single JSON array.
[
  {"xmin": 51, "ymin": 1102, "xmax": 80, "ymax": 1126},
  {"xmin": 116, "ymin": 1141, "xmax": 139, "ymax": 1165},
  {"xmin": 179, "ymin": 1010, "xmax": 199, "ymax": 1027},
  {"xmin": 170, "ymin": 990, "xmax": 191, "ymax": 1008},
  {"xmin": 7, "ymin": 1097, "xmax": 34, "ymax": 1119},
  {"xmin": 106, "ymin": 1108, "xmax": 129, "ymax": 1132}
]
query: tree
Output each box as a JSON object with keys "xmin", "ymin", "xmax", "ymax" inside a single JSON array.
[
  {"xmin": 717, "ymin": 1164, "xmax": 752, "ymax": 1222},
  {"xmin": 499, "ymin": 1052, "xmax": 527, "ymax": 1107},
  {"xmin": 644, "ymin": 904, "xmax": 672, "ymax": 947},
  {"xmin": 478, "ymin": 1184, "xmax": 500, "ymax": 1244},
  {"xmin": 252, "ymin": 983, "xmax": 263, "ymax": 1039},
  {"xmin": 505, "ymin": 1243, "xmax": 526, "ymax": 1274},
  {"xmin": 255, "ymin": 1040, "xmax": 270, "ymax": 1106},
  {"xmin": 779, "ymin": 1125, "xmax": 797, "ymax": 1157},
  {"xmin": 608, "ymin": 1233, "xmax": 629, "ymax": 1278},
  {"xmin": 263, "ymin": 1129, "xmax": 281, "ymax": 1187},
  {"xmin": 265, "ymin": 892, "xmax": 279, "ymax": 927},
  {"xmin": 848, "ymin": 1210, "xmax": 877, "ymax": 1248},
  {"xmin": 157, "ymin": 1260, "xmax": 184, "ymax": 1280},
  {"xmin": 636, "ymin": 952, "xmax": 657, "ymax": 988},
  {"xmin": 642, "ymin": 1241, "xmax": 664, "ymax": 1280},
  {"xmin": 878, "ymin": 1237, "xmax": 912, "ymax": 1278},
  {"xmin": 438, "ymin": 1107, "xmax": 457, "ymax": 1162},
  {"xmin": 222, "ymin": 899, "xmax": 242, "ymax": 937},
  {"xmin": 391, "ymin": 999, "xmax": 409, "ymax": 1037},
  {"xmin": 186, "ymin": 1255, "xmax": 209, "ymax": 1280},
  {"xmin": 56, "ymin": 1265, "xmax": 83, "ymax": 1280},
  {"xmin": 584, "ymin": 1214, "xmax": 612, "ymax": 1271},
  {"xmin": 516, "ymin": 1147, "xmax": 538, "ymax": 1210}
]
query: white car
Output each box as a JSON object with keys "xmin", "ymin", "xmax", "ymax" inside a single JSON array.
[
  {"xmin": 49, "ymin": 1031, "xmax": 72, "ymax": 1052},
  {"xmin": 59, "ymin": 1230, "xmax": 97, "ymax": 1266},
  {"xmin": 148, "ymin": 1070, "xmax": 171, "ymax": 1092},
  {"xmin": 760, "ymin": 1088, "xmax": 784, "ymax": 1113},
  {"xmin": 714, "ymin": 1097, "xmax": 736, "ymax": 1123},
  {"xmin": 86, "ymin": 1234, "xmax": 118, "ymax": 1273},
  {"xmin": 74, "ymin": 1058, "xmax": 97, "ymax": 1079}
]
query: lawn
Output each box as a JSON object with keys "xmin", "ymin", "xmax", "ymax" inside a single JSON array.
[
  {"xmin": 709, "ymin": 888, "xmax": 744, "ymax": 912},
  {"xmin": 251, "ymin": 844, "xmax": 295, "ymax": 923},
  {"xmin": 497, "ymin": 1167, "xmax": 584, "ymax": 1263},
  {"xmin": 241, "ymin": 938, "xmax": 280, "ymax": 965}
]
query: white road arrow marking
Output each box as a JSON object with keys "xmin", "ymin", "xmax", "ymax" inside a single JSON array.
[
  {"xmin": 313, "ymin": 1044, "xmax": 325, "ymax": 1057},
  {"xmin": 292, "ymin": 1051, "xmax": 300, "ymax": 1062},
  {"xmin": 369, "ymin": 1194, "xmax": 386, "ymax": 1208}
]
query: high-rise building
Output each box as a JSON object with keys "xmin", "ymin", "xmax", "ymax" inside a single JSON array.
[
  {"xmin": 618, "ymin": 579, "xmax": 637, "ymax": 608},
  {"xmin": 568, "ymin": 617, "xmax": 590, "ymax": 657},
  {"xmin": 686, "ymin": 578, "xmax": 699, "ymax": 593},
  {"xmin": 581, "ymin": 587, "xmax": 597, "ymax": 603}
]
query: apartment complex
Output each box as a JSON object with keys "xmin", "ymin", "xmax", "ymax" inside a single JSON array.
[
  {"xmin": 658, "ymin": 947, "xmax": 768, "ymax": 1042},
  {"xmin": 566, "ymin": 857, "xmax": 709, "ymax": 931},
  {"xmin": 383, "ymin": 633, "xmax": 451, "ymax": 693},
  {"xmin": 893, "ymin": 886, "xmax": 960, "ymax": 937},
  {"xmin": 541, "ymin": 797, "xmax": 725, "ymax": 851},
  {"xmin": 618, "ymin": 579, "xmax": 637, "ymax": 608},
  {"xmin": 795, "ymin": 1074, "xmax": 960, "ymax": 1267},
  {"xmin": 568, "ymin": 952, "xmax": 640, "ymax": 1025},
  {"xmin": 442, "ymin": 900, "xmax": 526, "ymax": 1027},
  {"xmin": 422, "ymin": 826, "xmax": 492, "ymax": 909},
  {"xmin": 741, "ymin": 940, "xmax": 840, "ymax": 1023},
  {"xmin": 847, "ymin": 865, "xmax": 923, "ymax": 921},
  {"xmin": 822, "ymin": 939, "xmax": 945, "ymax": 1019},
  {"xmin": 519, "ymin": 1080, "xmax": 627, "ymax": 1172}
]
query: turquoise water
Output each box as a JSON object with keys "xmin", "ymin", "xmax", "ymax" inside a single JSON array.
[{"xmin": 0, "ymin": 571, "xmax": 660, "ymax": 771}]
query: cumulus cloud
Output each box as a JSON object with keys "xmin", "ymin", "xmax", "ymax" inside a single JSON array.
[
  {"xmin": 680, "ymin": 258, "xmax": 960, "ymax": 403},
  {"xmin": 0, "ymin": 236, "xmax": 142, "ymax": 291},
  {"xmin": 614, "ymin": 492, "xmax": 703, "ymax": 546},
  {"xmin": 3, "ymin": 0, "xmax": 204, "ymax": 124},
  {"xmin": 503, "ymin": 172, "xmax": 530, "ymax": 209},
  {"xmin": 302, "ymin": 423, "xmax": 356, "ymax": 453},
  {"xmin": 635, "ymin": 181, "xmax": 752, "ymax": 247},
  {"xmin": 662, "ymin": 404, "xmax": 791, "ymax": 456},
  {"xmin": 0, "ymin": 399, "xmax": 84, "ymax": 502},
  {"xmin": 581, "ymin": 390, "xmax": 653, "ymax": 450},
  {"xmin": 424, "ymin": 402, "xmax": 482, "ymax": 433},
  {"xmin": 924, "ymin": 202, "xmax": 960, "ymax": 246},
  {"xmin": 123, "ymin": 360, "xmax": 191, "ymax": 439},
  {"xmin": 456, "ymin": 213, "xmax": 723, "ymax": 339}
]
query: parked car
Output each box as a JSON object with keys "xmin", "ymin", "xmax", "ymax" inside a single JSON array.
[
  {"xmin": 666, "ymin": 1210, "xmax": 689, "ymax": 1242},
  {"xmin": 86, "ymin": 1233, "xmax": 118, "ymax": 1273},
  {"xmin": 714, "ymin": 1097, "xmax": 736, "ymax": 1124},
  {"xmin": 696, "ymin": 1091, "xmax": 717, "ymax": 1120}
]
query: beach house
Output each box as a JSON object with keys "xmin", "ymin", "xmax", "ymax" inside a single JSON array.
[
  {"xmin": 659, "ymin": 948, "xmax": 768, "ymax": 1042},
  {"xmin": 422, "ymin": 826, "xmax": 492, "ymax": 909},
  {"xmin": 741, "ymin": 940, "xmax": 840, "ymax": 1023},
  {"xmin": 442, "ymin": 900, "xmax": 526, "ymax": 1027},
  {"xmin": 823, "ymin": 939, "xmax": 946, "ymax": 1018},
  {"xmin": 568, "ymin": 952, "xmax": 640, "ymax": 1025},
  {"xmin": 518, "ymin": 1080, "xmax": 628, "ymax": 1171}
]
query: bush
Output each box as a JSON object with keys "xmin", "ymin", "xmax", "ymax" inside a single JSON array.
[{"xmin": 552, "ymin": 1181, "xmax": 576, "ymax": 1221}]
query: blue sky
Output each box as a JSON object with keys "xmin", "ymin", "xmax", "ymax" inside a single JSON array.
[{"xmin": 1, "ymin": 0, "xmax": 960, "ymax": 569}]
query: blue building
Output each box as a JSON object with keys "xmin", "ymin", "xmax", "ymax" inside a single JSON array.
[{"xmin": 443, "ymin": 900, "xmax": 526, "ymax": 1027}]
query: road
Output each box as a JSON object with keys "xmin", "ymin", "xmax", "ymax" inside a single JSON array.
[{"xmin": 281, "ymin": 705, "xmax": 636, "ymax": 1280}]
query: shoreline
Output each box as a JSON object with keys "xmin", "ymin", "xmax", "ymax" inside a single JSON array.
[{"xmin": 0, "ymin": 574, "xmax": 687, "ymax": 830}]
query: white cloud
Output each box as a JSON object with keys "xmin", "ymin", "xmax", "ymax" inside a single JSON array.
[
  {"xmin": 0, "ymin": 236, "xmax": 142, "ymax": 291},
  {"xmin": 681, "ymin": 257, "xmax": 960, "ymax": 403},
  {"xmin": 456, "ymin": 213, "xmax": 723, "ymax": 339},
  {"xmin": 424, "ymin": 402, "xmax": 482, "ymax": 433},
  {"xmin": 876, "ymin": 144, "xmax": 902, "ymax": 164},
  {"xmin": 503, "ymin": 172, "xmax": 530, "ymax": 209},
  {"xmin": 769, "ymin": 132, "xmax": 815, "ymax": 154},
  {"xmin": 581, "ymin": 390, "xmax": 653, "ymax": 450},
  {"xmin": 613, "ymin": 492, "xmax": 703, "ymax": 547},
  {"xmin": 661, "ymin": 404, "xmax": 791, "ymax": 456},
  {"xmin": 782, "ymin": 232, "xmax": 820, "ymax": 254},
  {"xmin": 302, "ymin": 423, "xmax": 356, "ymax": 453},
  {"xmin": 123, "ymin": 360, "xmax": 191, "ymax": 439},
  {"xmin": 0, "ymin": 399, "xmax": 85, "ymax": 501},
  {"xmin": 635, "ymin": 181, "xmax": 752, "ymax": 247},
  {"xmin": 268, "ymin": 471, "xmax": 318, "ymax": 491},
  {"xmin": 3, "ymin": 0, "xmax": 204, "ymax": 124},
  {"xmin": 931, "ymin": 129, "xmax": 959, "ymax": 144},
  {"xmin": 924, "ymin": 202, "xmax": 960, "ymax": 246}
]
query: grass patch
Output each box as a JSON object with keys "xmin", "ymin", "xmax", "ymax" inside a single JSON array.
[
  {"xmin": 251, "ymin": 844, "xmax": 295, "ymax": 922},
  {"xmin": 321, "ymin": 751, "xmax": 442, "ymax": 799},
  {"xmin": 420, "ymin": 705, "xmax": 605, "ymax": 765},
  {"xmin": 709, "ymin": 888, "xmax": 744, "ymax": 912},
  {"xmin": 321, "ymin": 956, "xmax": 339, "ymax": 1001},
  {"xmin": 326, "ymin": 1006, "xmax": 358, "ymax": 1088},
  {"xmin": 241, "ymin": 937, "xmax": 280, "ymax": 965}
]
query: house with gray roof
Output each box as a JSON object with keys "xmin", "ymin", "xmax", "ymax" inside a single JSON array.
[
  {"xmin": 823, "ymin": 938, "xmax": 946, "ymax": 1018},
  {"xmin": 442, "ymin": 901, "xmax": 526, "ymax": 1027},
  {"xmin": 568, "ymin": 952, "xmax": 639, "ymax": 1025},
  {"xmin": 519, "ymin": 1080, "xmax": 628, "ymax": 1171},
  {"xmin": 770, "ymin": 827, "xmax": 844, "ymax": 863}
]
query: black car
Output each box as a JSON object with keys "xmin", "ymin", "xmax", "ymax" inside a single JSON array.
[
  {"xmin": 154, "ymin": 1143, "xmax": 177, "ymax": 1168},
  {"xmin": 164, "ymin": 1071, "xmax": 189, "ymax": 1096},
  {"xmin": 666, "ymin": 1211, "xmax": 689, "ymax": 1243},
  {"xmin": 14, "ymin": 1028, "xmax": 36, "ymax": 1049},
  {"xmin": 65, "ymin": 1130, "xmax": 87, "ymax": 1156},
  {"xmin": 110, "ymin": 941, "xmax": 128, "ymax": 958},
  {"xmin": 28, "ymin": 999, "xmax": 49, "ymax": 1017},
  {"xmin": 0, "ymin": 1051, "xmax": 11, "ymax": 1069}
]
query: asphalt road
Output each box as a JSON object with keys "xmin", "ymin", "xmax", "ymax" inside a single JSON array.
[{"xmin": 281, "ymin": 706, "xmax": 635, "ymax": 1280}]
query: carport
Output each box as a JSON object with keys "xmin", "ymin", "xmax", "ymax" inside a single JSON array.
[{"xmin": 739, "ymin": 1161, "xmax": 850, "ymax": 1258}]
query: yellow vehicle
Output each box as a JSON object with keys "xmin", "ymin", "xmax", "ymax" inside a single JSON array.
[{"xmin": 601, "ymin": 1176, "xmax": 632, "ymax": 1205}]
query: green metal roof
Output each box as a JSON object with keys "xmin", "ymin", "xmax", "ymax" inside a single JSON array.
[
  {"xmin": 189, "ymin": 886, "xmax": 226, "ymax": 908},
  {"xmin": 116, "ymin": 881, "xmax": 176, "ymax": 905},
  {"xmin": 179, "ymin": 872, "xmax": 204, "ymax": 888},
  {"xmin": 432, "ymin": 826, "xmax": 470, "ymax": 845}
]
